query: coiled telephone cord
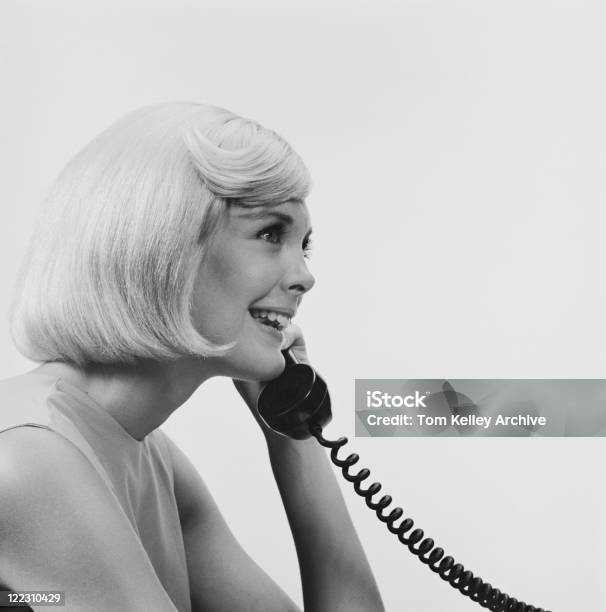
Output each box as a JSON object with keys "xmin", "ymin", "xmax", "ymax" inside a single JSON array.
[{"xmin": 310, "ymin": 425, "xmax": 552, "ymax": 612}]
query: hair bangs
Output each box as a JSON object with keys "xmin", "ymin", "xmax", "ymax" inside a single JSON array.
[{"xmin": 184, "ymin": 118, "xmax": 311, "ymax": 207}]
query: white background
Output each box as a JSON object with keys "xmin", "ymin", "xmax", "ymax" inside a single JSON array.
[{"xmin": 1, "ymin": 1, "xmax": 604, "ymax": 610}]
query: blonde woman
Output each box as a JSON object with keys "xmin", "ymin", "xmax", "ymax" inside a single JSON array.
[{"xmin": 0, "ymin": 104, "xmax": 384, "ymax": 612}]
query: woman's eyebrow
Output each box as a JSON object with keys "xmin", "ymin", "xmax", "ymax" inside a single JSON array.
[
  {"xmin": 234, "ymin": 209, "xmax": 313, "ymax": 236},
  {"xmin": 234, "ymin": 210, "xmax": 294, "ymax": 224}
]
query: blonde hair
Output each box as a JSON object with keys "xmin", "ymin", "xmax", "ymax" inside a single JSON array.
[{"xmin": 10, "ymin": 103, "xmax": 310, "ymax": 366}]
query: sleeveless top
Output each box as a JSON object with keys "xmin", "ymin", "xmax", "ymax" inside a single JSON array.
[{"xmin": 0, "ymin": 372, "xmax": 192, "ymax": 612}]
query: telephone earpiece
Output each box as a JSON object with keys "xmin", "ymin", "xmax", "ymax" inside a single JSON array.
[
  {"xmin": 255, "ymin": 349, "xmax": 551, "ymax": 612},
  {"xmin": 257, "ymin": 349, "xmax": 332, "ymax": 439}
]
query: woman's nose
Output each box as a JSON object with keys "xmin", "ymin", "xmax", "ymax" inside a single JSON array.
[{"xmin": 283, "ymin": 258, "xmax": 315, "ymax": 296}]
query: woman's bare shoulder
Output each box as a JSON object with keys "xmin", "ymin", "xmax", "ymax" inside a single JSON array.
[
  {"xmin": 0, "ymin": 426, "xmax": 94, "ymax": 495},
  {"xmin": 0, "ymin": 425, "xmax": 113, "ymax": 544},
  {"xmin": 0, "ymin": 426, "xmax": 180, "ymax": 611}
]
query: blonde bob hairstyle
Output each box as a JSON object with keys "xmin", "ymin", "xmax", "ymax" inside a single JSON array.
[{"xmin": 10, "ymin": 103, "xmax": 311, "ymax": 367}]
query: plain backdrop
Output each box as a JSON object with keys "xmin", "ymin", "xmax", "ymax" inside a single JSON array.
[{"xmin": 1, "ymin": 1, "xmax": 604, "ymax": 610}]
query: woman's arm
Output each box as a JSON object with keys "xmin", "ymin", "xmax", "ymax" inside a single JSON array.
[
  {"xmin": 263, "ymin": 427, "xmax": 385, "ymax": 612},
  {"xmin": 167, "ymin": 427, "xmax": 383, "ymax": 612},
  {"xmin": 165, "ymin": 435, "xmax": 301, "ymax": 612},
  {"xmin": 233, "ymin": 324, "xmax": 385, "ymax": 612}
]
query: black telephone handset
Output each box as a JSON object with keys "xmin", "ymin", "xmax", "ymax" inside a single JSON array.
[
  {"xmin": 257, "ymin": 349, "xmax": 331, "ymax": 439},
  {"xmin": 257, "ymin": 350, "xmax": 551, "ymax": 612}
]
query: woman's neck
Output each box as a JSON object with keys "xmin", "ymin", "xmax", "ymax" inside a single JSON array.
[{"xmin": 30, "ymin": 356, "xmax": 216, "ymax": 441}]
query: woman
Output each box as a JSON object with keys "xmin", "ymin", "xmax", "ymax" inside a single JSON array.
[{"xmin": 0, "ymin": 104, "xmax": 384, "ymax": 611}]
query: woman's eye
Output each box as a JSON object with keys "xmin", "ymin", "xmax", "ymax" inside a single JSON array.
[
  {"xmin": 303, "ymin": 237, "xmax": 313, "ymax": 259},
  {"xmin": 257, "ymin": 223, "xmax": 313, "ymax": 258},
  {"xmin": 257, "ymin": 224, "xmax": 284, "ymax": 245}
]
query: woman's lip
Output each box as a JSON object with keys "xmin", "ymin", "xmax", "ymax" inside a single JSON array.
[
  {"xmin": 250, "ymin": 313, "xmax": 283, "ymax": 341},
  {"xmin": 248, "ymin": 305, "xmax": 296, "ymax": 318}
]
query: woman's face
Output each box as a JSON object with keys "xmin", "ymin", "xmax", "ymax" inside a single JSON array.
[{"xmin": 192, "ymin": 199, "xmax": 315, "ymax": 381}]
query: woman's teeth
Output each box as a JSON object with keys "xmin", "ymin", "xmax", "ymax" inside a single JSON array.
[{"xmin": 249, "ymin": 309, "xmax": 291, "ymax": 331}]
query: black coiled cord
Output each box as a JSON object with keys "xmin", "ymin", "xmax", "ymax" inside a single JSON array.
[{"xmin": 310, "ymin": 425, "xmax": 552, "ymax": 612}]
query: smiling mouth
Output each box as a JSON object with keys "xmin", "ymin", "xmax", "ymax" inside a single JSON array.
[{"xmin": 249, "ymin": 308, "xmax": 292, "ymax": 331}]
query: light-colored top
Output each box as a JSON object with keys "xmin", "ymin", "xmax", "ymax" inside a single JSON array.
[{"xmin": 0, "ymin": 372, "xmax": 192, "ymax": 612}]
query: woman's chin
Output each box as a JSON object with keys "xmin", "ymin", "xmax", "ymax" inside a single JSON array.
[
  {"xmin": 228, "ymin": 350, "xmax": 285, "ymax": 383},
  {"xmin": 250, "ymin": 358, "xmax": 284, "ymax": 383},
  {"xmin": 266, "ymin": 361, "xmax": 286, "ymax": 382}
]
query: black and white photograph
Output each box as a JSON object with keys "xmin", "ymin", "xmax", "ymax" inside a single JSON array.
[{"xmin": 0, "ymin": 2, "xmax": 603, "ymax": 610}]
